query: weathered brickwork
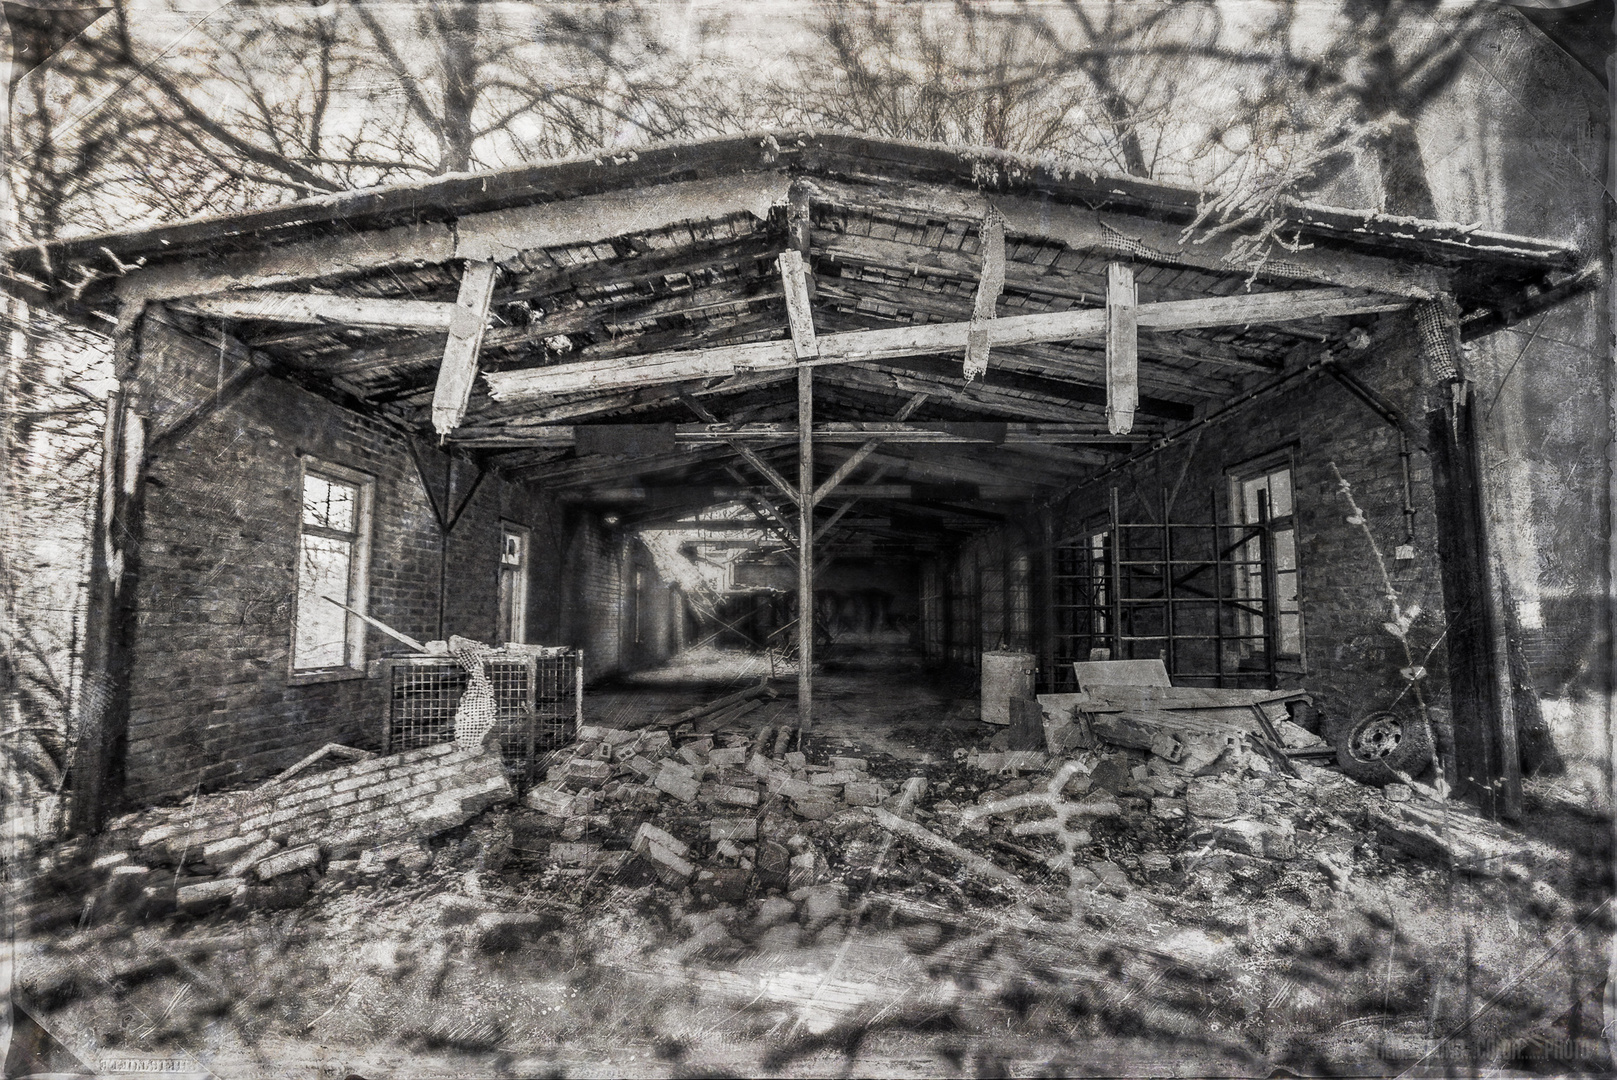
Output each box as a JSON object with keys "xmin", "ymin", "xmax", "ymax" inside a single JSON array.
[
  {"xmin": 134, "ymin": 743, "xmax": 512, "ymax": 865},
  {"xmin": 124, "ymin": 319, "xmax": 674, "ymax": 804}
]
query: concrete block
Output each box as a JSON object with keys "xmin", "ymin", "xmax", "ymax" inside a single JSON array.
[
  {"xmin": 525, "ymin": 785, "xmax": 575, "ymax": 817},
  {"xmin": 769, "ymin": 775, "xmax": 817, "ymax": 800},
  {"xmin": 622, "ymin": 755, "xmax": 659, "ymax": 780},
  {"xmin": 747, "ymin": 754, "xmax": 775, "ymax": 778},
  {"xmin": 829, "ymin": 757, "xmax": 868, "ymax": 773},
  {"xmin": 709, "ymin": 818, "xmax": 757, "ymax": 842},
  {"xmin": 678, "ymin": 744, "xmax": 710, "ymax": 769},
  {"xmin": 644, "ymin": 841, "xmax": 695, "ymax": 882},
  {"xmin": 255, "ymin": 843, "xmax": 321, "ymax": 880},
  {"xmin": 655, "ymin": 764, "xmax": 700, "ymax": 803},
  {"xmin": 812, "ymin": 769, "xmax": 860, "ymax": 787},
  {"xmin": 783, "ymin": 752, "xmax": 807, "ymax": 770}
]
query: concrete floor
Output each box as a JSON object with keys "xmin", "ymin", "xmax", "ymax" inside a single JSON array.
[{"xmin": 587, "ymin": 642, "xmax": 982, "ymax": 763}]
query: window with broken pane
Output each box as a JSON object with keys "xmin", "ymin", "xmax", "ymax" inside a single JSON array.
[{"xmin": 293, "ymin": 467, "xmax": 371, "ymax": 672}]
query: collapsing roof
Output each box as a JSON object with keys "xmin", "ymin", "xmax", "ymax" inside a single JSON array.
[{"xmin": 4, "ymin": 131, "xmax": 1594, "ymax": 552}]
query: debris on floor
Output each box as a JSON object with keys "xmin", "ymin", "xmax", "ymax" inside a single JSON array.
[{"xmin": 45, "ymin": 743, "xmax": 515, "ymax": 922}]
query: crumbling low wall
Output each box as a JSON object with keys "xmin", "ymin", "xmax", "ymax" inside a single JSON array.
[{"xmin": 135, "ymin": 743, "xmax": 512, "ymax": 868}]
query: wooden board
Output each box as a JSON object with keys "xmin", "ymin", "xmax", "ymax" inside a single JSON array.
[{"xmin": 1073, "ymin": 659, "xmax": 1171, "ymax": 688}]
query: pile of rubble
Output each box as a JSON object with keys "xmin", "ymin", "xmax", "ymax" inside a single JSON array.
[
  {"xmin": 515, "ymin": 719, "xmax": 908, "ymax": 906},
  {"xmin": 26, "ymin": 741, "xmax": 517, "ymax": 928}
]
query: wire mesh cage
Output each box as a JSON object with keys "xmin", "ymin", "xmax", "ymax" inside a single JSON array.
[{"xmin": 384, "ymin": 647, "xmax": 582, "ymax": 776}]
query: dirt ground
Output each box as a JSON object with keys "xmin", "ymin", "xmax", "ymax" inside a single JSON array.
[{"xmin": 7, "ymin": 646, "xmax": 1614, "ymax": 1078}]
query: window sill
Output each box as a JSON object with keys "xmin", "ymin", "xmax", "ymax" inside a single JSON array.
[{"xmin": 287, "ymin": 667, "xmax": 369, "ymax": 687}]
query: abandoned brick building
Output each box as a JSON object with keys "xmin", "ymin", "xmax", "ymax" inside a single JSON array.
[{"xmin": 4, "ymin": 133, "xmax": 1598, "ymax": 833}]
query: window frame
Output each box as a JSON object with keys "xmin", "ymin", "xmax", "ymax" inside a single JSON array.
[
  {"xmin": 1227, "ymin": 448, "xmax": 1305, "ymax": 669},
  {"xmin": 497, "ymin": 521, "xmax": 531, "ymax": 645},
  {"xmin": 288, "ymin": 458, "xmax": 375, "ymax": 685}
]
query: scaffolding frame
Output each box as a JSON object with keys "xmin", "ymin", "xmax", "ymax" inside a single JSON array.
[{"xmin": 1044, "ymin": 484, "xmax": 1283, "ymax": 692}]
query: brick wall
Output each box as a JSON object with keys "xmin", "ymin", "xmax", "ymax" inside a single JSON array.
[
  {"xmin": 125, "ymin": 319, "xmax": 564, "ymax": 802},
  {"xmin": 941, "ymin": 319, "xmax": 1456, "ymax": 749},
  {"xmin": 134, "ymin": 743, "xmax": 512, "ymax": 866},
  {"xmin": 557, "ymin": 517, "xmax": 682, "ymax": 681}
]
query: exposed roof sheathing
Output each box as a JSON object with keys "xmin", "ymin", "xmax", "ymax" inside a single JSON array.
[{"xmin": 4, "ymin": 133, "xmax": 1593, "ymax": 545}]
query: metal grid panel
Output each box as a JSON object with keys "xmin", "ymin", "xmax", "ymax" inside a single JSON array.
[{"xmin": 385, "ymin": 650, "xmax": 581, "ymax": 773}]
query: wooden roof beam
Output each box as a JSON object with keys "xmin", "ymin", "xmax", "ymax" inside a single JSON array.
[{"xmin": 483, "ymin": 286, "xmax": 1405, "ymax": 402}]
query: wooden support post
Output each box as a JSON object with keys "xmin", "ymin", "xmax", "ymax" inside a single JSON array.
[
  {"xmin": 71, "ymin": 336, "xmax": 149, "ymax": 833},
  {"xmin": 797, "ymin": 362, "xmax": 814, "ymax": 735},
  {"xmin": 963, "ymin": 208, "xmax": 1005, "ymax": 382},
  {"xmin": 1106, "ymin": 262, "xmax": 1138, "ymax": 435},
  {"xmin": 432, "ymin": 258, "xmax": 498, "ymax": 438},
  {"xmin": 1428, "ymin": 379, "xmax": 1521, "ymax": 817}
]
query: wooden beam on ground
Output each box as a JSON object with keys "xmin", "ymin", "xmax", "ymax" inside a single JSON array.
[
  {"xmin": 1106, "ymin": 262, "xmax": 1138, "ymax": 435},
  {"xmin": 432, "ymin": 259, "xmax": 499, "ymax": 437},
  {"xmin": 170, "ymin": 289, "xmax": 457, "ymax": 330},
  {"xmin": 484, "ymin": 286, "xmax": 1404, "ymax": 402},
  {"xmin": 964, "ymin": 208, "xmax": 1005, "ymax": 381}
]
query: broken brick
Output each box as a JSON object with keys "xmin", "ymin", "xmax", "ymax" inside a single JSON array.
[
  {"xmin": 713, "ymin": 783, "xmax": 760, "ymax": 808},
  {"xmin": 790, "ymin": 793, "xmax": 839, "ymax": 821},
  {"xmin": 226, "ymin": 839, "xmax": 281, "ymax": 878},
  {"xmin": 1185, "ymin": 781, "xmax": 1240, "ymax": 819},
  {"xmin": 255, "ymin": 843, "xmax": 321, "ymax": 880},
  {"xmin": 655, "ymin": 764, "xmax": 701, "ymax": 803},
  {"xmin": 567, "ymin": 758, "xmax": 612, "ymax": 784},
  {"xmin": 475, "ymin": 910, "xmax": 562, "ymax": 952},
  {"xmin": 633, "ymin": 822, "xmax": 690, "ymax": 858},
  {"xmin": 176, "ymin": 878, "xmax": 242, "ymax": 912},
  {"xmin": 709, "ymin": 818, "xmax": 757, "ymax": 842},
  {"xmin": 842, "ymin": 781, "xmax": 888, "ymax": 807},
  {"xmin": 708, "ymin": 746, "xmax": 748, "ymax": 770}
]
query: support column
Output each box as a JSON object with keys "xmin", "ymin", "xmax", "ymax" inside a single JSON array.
[
  {"xmin": 70, "ymin": 308, "xmax": 148, "ymax": 833},
  {"xmin": 1420, "ymin": 299, "xmax": 1520, "ymax": 817},
  {"xmin": 798, "ymin": 363, "xmax": 814, "ymax": 734}
]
